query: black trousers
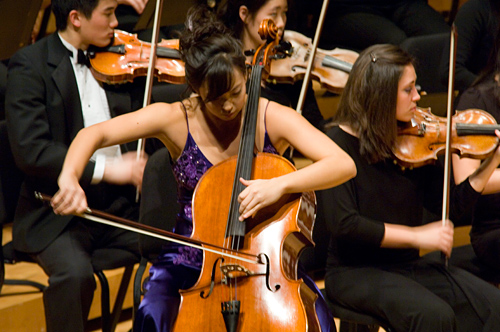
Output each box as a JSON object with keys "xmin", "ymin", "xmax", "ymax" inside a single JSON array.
[
  {"xmin": 33, "ymin": 218, "xmax": 139, "ymax": 332},
  {"xmin": 325, "ymin": 255, "xmax": 500, "ymax": 332},
  {"xmin": 321, "ymin": 0, "xmax": 450, "ymax": 50}
]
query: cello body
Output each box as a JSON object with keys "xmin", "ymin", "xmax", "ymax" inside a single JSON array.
[{"xmin": 172, "ymin": 153, "xmax": 320, "ymax": 332}]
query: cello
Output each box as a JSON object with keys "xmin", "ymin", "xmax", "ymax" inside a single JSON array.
[{"xmin": 171, "ymin": 19, "xmax": 321, "ymax": 332}]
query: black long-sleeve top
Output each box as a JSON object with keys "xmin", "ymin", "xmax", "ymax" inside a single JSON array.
[
  {"xmin": 457, "ymin": 80, "xmax": 500, "ymax": 235},
  {"xmin": 323, "ymin": 126, "xmax": 481, "ymax": 268}
]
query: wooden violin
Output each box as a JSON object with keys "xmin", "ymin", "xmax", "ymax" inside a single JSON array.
[
  {"xmin": 88, "ymin": 29, "xmax": 185, "ymax": 84},
  {"xmin": 171, "ymin": 19, "xmax": 321, "ymax": 332},
  {"xmin": 268, "ymin": 30, "xmax": 358, "ymax": 94},
  {"xmin": 393, "ymin": 107, "xmax": 500, "ymax": 168}
]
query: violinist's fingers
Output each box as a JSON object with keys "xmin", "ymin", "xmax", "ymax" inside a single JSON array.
[{"xmin": 441, "ymin": 221, "xmax": 454, "ymax": 258}]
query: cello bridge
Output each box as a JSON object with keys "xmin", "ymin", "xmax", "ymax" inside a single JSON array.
[{"xmin": 220, "ymin": 264, "xmax": 256, "ymax": 280}]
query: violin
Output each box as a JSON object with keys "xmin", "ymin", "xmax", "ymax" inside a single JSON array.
[
  {"xmin": 88, "ymin": 30, "xmax": 185, "ymax": 84},
  {"xmin": 393, "ymin": 107, "xmax": 500, "ymax": 168},
  {"xmin": 268, "ymin": 30, "xmax": 358, "ymax": 94}
]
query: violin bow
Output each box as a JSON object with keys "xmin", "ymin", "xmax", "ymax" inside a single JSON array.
[
  {"xmin": 295, "ymin": 0, "xmax": 330, "ymax": 115},
  {"xmin": 289, "ymin": 0, "xmax": 329, "ymax": 158},
  {"xmin": 441, "ymin": 24, "xmax": 458, "ymax": 266},
  {"xmin": 136, "ymin": 0, "xmax": 165, "ymax": 201}
]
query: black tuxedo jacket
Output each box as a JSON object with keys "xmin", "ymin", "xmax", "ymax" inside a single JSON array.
[{"xmin": 5, "ymin": 33, "xmax": 146, "ymax": 253}]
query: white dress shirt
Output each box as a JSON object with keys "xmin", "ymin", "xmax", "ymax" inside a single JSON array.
[{"xmin": 59, "ymin": 34, "xmax": 122, "ymax": 184}]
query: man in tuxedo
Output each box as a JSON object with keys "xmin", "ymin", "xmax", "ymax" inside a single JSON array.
[{"xmin": 5, "ymin": 0, "xmax": 150, "ymax": 331}]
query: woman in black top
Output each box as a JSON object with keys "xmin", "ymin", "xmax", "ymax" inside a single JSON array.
[
  {"xmin": 323, "ymin": 44, "xmax": 500, "ymax": 332},
  {"xmin": 454, "ymin": 35, "xmax": 500, "ymax": 272}
]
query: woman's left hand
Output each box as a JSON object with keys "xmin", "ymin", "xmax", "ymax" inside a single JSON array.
[{"xmin": 237, "ymin": 177, "xmax": 284, "ymax": 221}]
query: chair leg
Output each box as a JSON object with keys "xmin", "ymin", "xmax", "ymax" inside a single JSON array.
[
  {"xmin": 132, "ymin": 257, "xmax": 148, "ymax": 328},
  {"xmin": 95, "ymin": 265, "xmax": 135, "ymax": 332},
  {"xmin": 95, "ymin": 270, "xmax": 111, "ymax": 332},
  {"xmin": 109, "ymin": 265, "xmax": 134, "ymax": 332}
]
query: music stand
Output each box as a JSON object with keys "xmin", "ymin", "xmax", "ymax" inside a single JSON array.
[
  {"xmin": 133, "ymin": 0, "xmax": 199, "ymax": 32},
  {"xmin": 0, "ymin": 0, "xmax": 43, "ymax": 60}
]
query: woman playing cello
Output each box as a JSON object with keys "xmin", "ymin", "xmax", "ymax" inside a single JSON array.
[{"xmin": 51, "ymin": 6, "xmax": 355, "ymax": 332}]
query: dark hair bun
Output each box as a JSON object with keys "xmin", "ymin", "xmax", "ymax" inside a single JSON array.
[{"xmin": 179, "ymin": 5, "xmax": 229, "ymax": 54}]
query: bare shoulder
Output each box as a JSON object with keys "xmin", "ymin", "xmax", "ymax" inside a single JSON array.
[{"xmin": 259, "ymin": 98, "xmax": 304, "ymax": 126}]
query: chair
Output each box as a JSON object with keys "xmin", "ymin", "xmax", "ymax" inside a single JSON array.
[
  {"xmin": 0, "ymin": 120, "xmax": 138, "ymax": 332},
  {"xmin": 132, "ymin": 147, "xmax": 179, "ymax": 326},
  {"xmin": 320, "ymin": 289, "xmax": 393, "ymax": 332},
  {"xmin": 0, "ymin": 119, "xmax": 46, "ymax": 292}
]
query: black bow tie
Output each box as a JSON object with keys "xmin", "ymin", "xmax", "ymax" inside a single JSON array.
[{"xmin": 68, "ymin": 49, "xmax": 90, "ymax": 67}]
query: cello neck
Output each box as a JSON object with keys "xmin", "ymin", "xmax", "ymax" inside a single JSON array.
[{"xmin": 224, "ymin": 63, "xmax": 263, "ymax": 247}]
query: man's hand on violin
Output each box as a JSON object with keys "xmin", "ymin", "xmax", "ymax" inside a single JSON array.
[
  {"xmin": 413, "ymin": 220, "xmax": 454, "ymax": 258},
  {"xmin": 237, "ymin": 177, "xmax": 284, "ymax": 221},
  {"xmin": 117, "ymin": 0, "xmax": 149, "ymax": 14},
  {"xmin": 102, "ymin": 151, "xmax": 148, "ymax": 190}
]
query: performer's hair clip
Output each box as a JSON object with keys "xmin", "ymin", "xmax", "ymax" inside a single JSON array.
[{"xmin": 370, "ymin": 53, "xmax": 377, "ymax": 63}]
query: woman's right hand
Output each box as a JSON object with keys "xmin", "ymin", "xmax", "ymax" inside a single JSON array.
[
  {"xmin": 413, "ymin": 220, "xmax": 454, "ymax": 257},
  {"xmin": 51, "ymin": 172, "xmax": 88, "ymax": 216}
]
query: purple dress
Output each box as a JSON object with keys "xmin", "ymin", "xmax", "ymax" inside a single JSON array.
[{"xmin": 133, "ymin": 106, "xmax": 334, "ymax": 332}]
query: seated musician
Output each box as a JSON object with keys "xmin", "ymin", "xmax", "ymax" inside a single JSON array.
[
  {"xmin": 453, "ymin": 31, "xmax": 500, "ymax": 276},
  {"xmin": 5, "ymin": 0, "xmax": 155, "ymax": 331},
  {"xmin": 218, "ymin": 0, "xmax": 326, "ymax": 131},
  {"xmin": 321, "ymin": 44, "xmax": 500, "ymax": 332},
  {"xmin": 50, "ymin": 5, "xmax": 356, "ymax": 332}
]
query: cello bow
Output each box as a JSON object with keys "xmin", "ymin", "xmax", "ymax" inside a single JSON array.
[{"xmin": 35, "ymin": 192, "xmax": 262, "ymax": 265}]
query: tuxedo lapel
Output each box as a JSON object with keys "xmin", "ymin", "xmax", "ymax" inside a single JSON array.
[{"xmin": 48, "ymin": 34, "xmax": 84, "ymax": 142}]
